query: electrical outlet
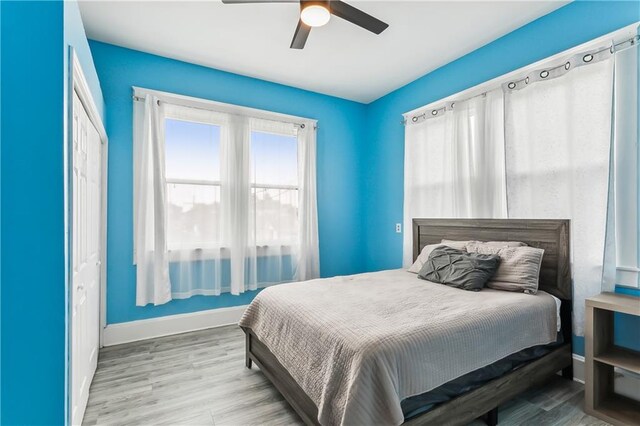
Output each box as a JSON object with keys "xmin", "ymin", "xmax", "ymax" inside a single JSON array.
[{"xmin": 396, "ymin": 223, "xmax": 402, "ymax": 233}]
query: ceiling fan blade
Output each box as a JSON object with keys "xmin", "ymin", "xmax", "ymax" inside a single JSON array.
[
  {"xmin": 220, "ymin": 0, "xmax": 297, "ymax": 3},
  {"xmin": 290, "ymin": 19, "xmax": 311, "ymax": 49},
  {"xmin": 330, "ymin": 0, "xmax": 388, "ymax": 35}
]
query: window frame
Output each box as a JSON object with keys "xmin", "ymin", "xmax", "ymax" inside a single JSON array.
[
  {"xmin": 249, "ymin": 128, "xmax": 301, "ymax": 248},
  {"xmin": 612, "ymin": 40, "xmax": 639, "ymax": 288},
  {"xmin": 163, "ymin": 114, "xmax": 224, "ymax": 253},
  {"xmin": 137, "ymin": 87, "xmax": 315, "ymax": 256},
  {"xmin": 164, "ymin": 177, "xmax": 301, "ymax": 254}
]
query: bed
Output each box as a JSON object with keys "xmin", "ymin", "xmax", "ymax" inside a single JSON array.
[{"xmin": 240, "ymin": 219, "xmax": 573, "ymax": 426}]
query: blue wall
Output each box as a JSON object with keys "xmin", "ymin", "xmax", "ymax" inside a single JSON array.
[
  {"xmin": 1, "ymin": 2, "xmax": 638, "ymax": 424},
  {"xmin": 88, "ymin": 41, "xmax": 368, "ymax": 324},
  {"xmin": 613, "ymin": 286, "xmax": 640, "ymax": 351},
  {"xmin": 1, "ymin": 1, "xmax": 3, "ymax": 421},
  {"xmin": 1, "ymin": 1, "xmax": 104, "ymax": 423},
  {"xmin": 1, "ymin": 1, "xmax": 66, "ymax": 424},
  {"xmin": 0, "ymin": 1, "xmax": 3, "ymax": 421}
]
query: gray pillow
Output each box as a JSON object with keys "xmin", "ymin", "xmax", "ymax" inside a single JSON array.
[
  {"xmin": 418, "ymin": 246, "xmax": 501, "ymax": 291},
  {"xmin": 408, "ymin": 241, "xmax": 469, "ymax": 274}
]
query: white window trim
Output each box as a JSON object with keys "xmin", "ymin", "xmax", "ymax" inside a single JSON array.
[
  {"xmin": 133, "ymin": 86, "xmax": 316, "ymax": 129},
  {"xmin": 165, "ymin": 179, "xmax": 300, "ymax": 255},
  {"xmin": 167, "ymin": 245, "xmax": 296, "ymax": 263},
  {"xmin": 167, "ymin": 178, "xmax": 298, "ymax": 191},
  {"xmin": 616, "ymin": 267, "xmax": 640, "ymax": 288}
]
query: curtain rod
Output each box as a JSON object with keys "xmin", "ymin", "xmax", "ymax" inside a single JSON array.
[
  {"xmin": 132, "ymin": 95, "xmax": 317, "ymax": 130},
  {"xmin": 403, "ymin": 34, "xmax": 639, "ymax": 126}
]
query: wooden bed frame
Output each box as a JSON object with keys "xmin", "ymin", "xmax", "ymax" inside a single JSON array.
[{"xmin": 241, "ymin": 219, "xmax": 573, "ymax": 426}]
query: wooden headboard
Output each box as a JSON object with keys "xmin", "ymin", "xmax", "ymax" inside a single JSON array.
[{"xmin": 412, "ymin": 219, "xmax": 572, "ymax": 300}]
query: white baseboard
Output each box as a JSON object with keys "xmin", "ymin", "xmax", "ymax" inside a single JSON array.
[
  {"xmin": 572, "ymin": 354, "xmax": 586, "ymax": 384},
  {"xmin": 102, "ymin": 305, "xmax": 248, "ymax": 347},
  {"xmin": 572, "ymin": 354, "xmax": 640, "ymax": 401}
]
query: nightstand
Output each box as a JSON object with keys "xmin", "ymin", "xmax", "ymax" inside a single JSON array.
[{"xmin": 585, "ymin": 292, "xmax": 640, "ymax": 426}]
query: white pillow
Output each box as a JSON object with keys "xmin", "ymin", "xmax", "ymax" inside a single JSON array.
[{"xmin": 465, "ymin": 242, "xmax": 544, "ymax": 294}]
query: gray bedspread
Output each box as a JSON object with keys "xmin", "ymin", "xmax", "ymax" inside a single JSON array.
[{"xmin": 239, "ymin": 269, "xmax": 557, "ymax": 426}]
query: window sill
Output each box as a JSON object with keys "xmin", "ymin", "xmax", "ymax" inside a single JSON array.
[
  {"xmin": 167, "ymin": 245, "xmax": 295, "ymax": 262},
  {"xmin": 170, "ymin": 279, "xmax": 294, "ymax": 299},
  {"xmin": 616, "ymin": 266, "xmax": 640, "ymax": 288}
]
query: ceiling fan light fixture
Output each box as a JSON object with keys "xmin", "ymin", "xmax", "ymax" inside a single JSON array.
[
  {"xmin": 222, "ymin": 0, "xmax": 388, "ymax": 49},
  {"xmin": 301, "ymin": 4, "xmax": 331, "ymax": 27}
]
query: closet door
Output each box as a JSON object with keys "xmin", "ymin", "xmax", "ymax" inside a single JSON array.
[{"xmin": 71, "ymin": 91, "xmax": 102, "ymax": 426}]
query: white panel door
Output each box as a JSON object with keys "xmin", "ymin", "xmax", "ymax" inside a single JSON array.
[{"xmin": 71, "ymin": 91, "xmax": 102, "ymax": 426}]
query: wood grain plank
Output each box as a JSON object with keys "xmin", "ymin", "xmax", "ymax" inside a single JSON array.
[{"xmin": 84, "ymin": 326, "xmax": 590, "ymax": 426}]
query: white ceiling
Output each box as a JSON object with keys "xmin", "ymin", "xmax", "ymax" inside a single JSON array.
[{"xmin": 79, "ymin": 0, "xmax": 567, "ymax": 103}]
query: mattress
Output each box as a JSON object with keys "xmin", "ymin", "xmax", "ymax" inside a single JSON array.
[
  {"xmin": 239, "ymin": 269, "xmax": 558, "ymax": 426},
  {"xmin": 401, "ymin": 333, "xmax": 564, "ymax": 420}
]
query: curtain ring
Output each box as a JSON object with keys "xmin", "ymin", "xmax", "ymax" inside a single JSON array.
[
  {"xmin": 540, "ymin": 70, "xmax": 549, "ymax": 78},
  {"xmin": 525, "ymin": 77, "xmax": 529, "ymax": 84},
  {"xmin": 431, "ymin": 110, "xmax": 438, "ymax": 116},
  {"xmin": 450, "ymin": 102, "xmax": 455, "ymax": 109},
  {"xmin": 300, "ymin": 123, "xmax": 306, "ymax": 129},
  {"xmin": 565, "ymin": 62, "xmax": 571, "ymax": 70},
  {"xmin": 583, "ymin": 53, "xmax": 593, "ymax": 63},
  {"xmin": 412, "ymin": 116, "xmax": 418, "ymax": 123},
  {"xmin": 508, "ymin": 82, "xmax": 516, "ymax": 89}
]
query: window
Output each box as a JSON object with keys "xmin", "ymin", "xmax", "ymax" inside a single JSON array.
[
  {"xmin": 251, "ymin": 130, "xmax": 299, "ymax": 246},
  {"xmin": 133, "ymin": 89, "xmax": 319, "ymax": 303},
  {"xmin": 164, "ymin": 119, "xmax": 301, "ymax": 251},
  {"xmin": 165, "ymin": 118, "xmax": 222, "ymax": 251}
]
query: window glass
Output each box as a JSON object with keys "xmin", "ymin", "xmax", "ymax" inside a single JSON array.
[
  {"xmin": 165, "ymin": 118, "xmax": 221, "ymax": 249},
  {"xmin": 165, "ymin": 118, "xmax": 220, "ymax": 181},
  {"xmin": 167, "ymin": 183, "xmax": 221, "ymax": 249},
  {"xmin": 163, "ymin": 121, "xmax": 301, "ymax": 249},
  {"xmin": 251, "ymin": 131, "xmax": 299, "ymax": 245},
  {"xmin": 251, "ymin": 131, "xmax": 298, "ymax": 186}
]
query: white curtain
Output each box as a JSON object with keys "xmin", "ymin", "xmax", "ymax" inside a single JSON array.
[
  {"xmin": 403, "ymin": 89, "xmax": 507, "ymax": 266},
  {"xmin": 134, "ymin": 95, "xmax": 319, "ymax": 303},
  {"xmin": 162, "ymin": 103, "xmax": 230, "ymax": 299},
  {"xmin": 295, "ymin": 124, "xmax": 320, "ymax": 280},
  {"xmin": 236, "ymin": 118, "xmax": 305, "ymax": 295},
  {"xmin": 403, "ymin": 37, "xmax": 637, "ymax": 336},
  {"xmin": 503, "ymin": 46, "xmax": 616, "ymax": 335},
  {"xmin": 223, "ymin": 115, "xmax": 254, "ymax": 295},
  {"xmin": 133, "ymin": 95, "xmax": 172, "ymax": 306}
]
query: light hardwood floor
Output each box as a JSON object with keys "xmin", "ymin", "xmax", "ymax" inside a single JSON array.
[{"xmin": 84, "ymin": 326, "xmax": 609, "ymax": 426}]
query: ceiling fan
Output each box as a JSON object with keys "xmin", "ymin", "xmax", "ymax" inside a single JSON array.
[{"xmin": 220, "ymin": 0, "xmax": 389, "ymax": 49}]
